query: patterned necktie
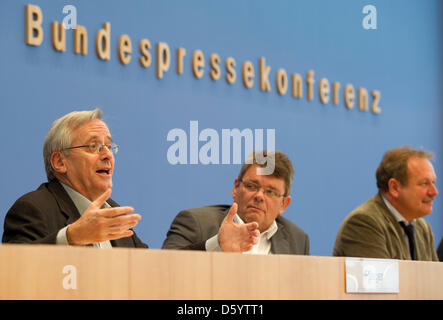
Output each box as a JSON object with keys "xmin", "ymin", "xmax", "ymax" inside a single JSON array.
[{"xmin": 399, "ymin": 221, "xmax": 416, "ymax": 260}]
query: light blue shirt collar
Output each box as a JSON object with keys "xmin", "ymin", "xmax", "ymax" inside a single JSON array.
[
  {"xmin": 381, "ymin": 194, "xmax": 413, "ymax": 225},
  {"xmin": 60, "ymin": 182, "xmax": 111, "ymax": 215}
]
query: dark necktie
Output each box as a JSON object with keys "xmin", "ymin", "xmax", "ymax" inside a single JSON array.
[{"xmin": 399, "ymin": 221, "xmax": 416, "ymax": 260}]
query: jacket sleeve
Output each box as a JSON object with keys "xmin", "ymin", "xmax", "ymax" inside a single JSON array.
[
  {"xmin": 2, "ymin": 199, "xmax": 59, "ymax": 244},
  {"xmin": 303, "ymin": 233, "xmax": 310, "ymax": 255},
  {"xmin": 333, "ymin": 212, "xmax": 391, "ymax": 259},
  {"xmin": 130, "ymin": 232, "xmax": 149, "ymax": 248},
  {"xmin": 162, "ymin": 210, "xmax": 206, "ymax": 250}
]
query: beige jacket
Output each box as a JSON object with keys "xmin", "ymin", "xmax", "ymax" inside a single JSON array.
[{"xmin": 333, "ymin": 193, "xmax": 438, "ymax": 261}]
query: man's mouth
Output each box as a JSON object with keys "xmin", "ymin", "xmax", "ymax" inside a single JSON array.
[
  {"xmin": 248, "ymin": 205, "xmax": 264, "ymax": 212},
  {"xmin": 423, "ymin": 197, "xmax": 435, "ymax": 203},
  {"xmin": 96, "ymin": 168, "xmax": 111, "ymax": 175}
]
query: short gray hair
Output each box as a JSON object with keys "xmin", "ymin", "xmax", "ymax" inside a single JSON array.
[{"xmin": 43, "ymin": 108, "xmax": 104, "ymax": 181}]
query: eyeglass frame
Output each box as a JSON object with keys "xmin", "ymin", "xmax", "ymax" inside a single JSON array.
[
  {"xmin": 62, "ymin": 142, "xmax": 119, "ymax": 155},
  {"xmin": 239, "ymin": 179, "xmax": 286, "ymax": 199}
]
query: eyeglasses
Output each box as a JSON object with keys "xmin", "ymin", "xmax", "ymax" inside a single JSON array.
[
  {"xmin": 63, "ymin": 142, "xmax": 119, "ymax": 155},
  {"xmin": 240, "ymin": 179, "xmax": 285, "ymax": 199}
]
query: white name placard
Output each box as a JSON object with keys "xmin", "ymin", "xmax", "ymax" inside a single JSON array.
[{"xmin": 345, "ymin": 257, "xmax": 399, "ymax": 293}]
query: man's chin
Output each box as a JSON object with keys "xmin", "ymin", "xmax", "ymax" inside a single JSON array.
[
  {"xmin": 94, "ymin": 181, "xmax": 113, "ymax": 195},
  {"xmin": 418, "ymin": 208, "xmax": 433, "ymax": 218},
  {"xmin": 102, "ymin": 178, "xmax": 113, "ymax": 188},
  {"xmin": 243, "ymin": 212, "xmax": 261, "ymax": 223}
]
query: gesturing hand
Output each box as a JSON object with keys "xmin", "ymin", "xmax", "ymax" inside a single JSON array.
[
  {"xmin": 66, "ymin": 188, "xmax": 141, "ymax": 245},
  {"xmin": 218, "ymin": 202, "xmax": 260, "ymax": 252}
]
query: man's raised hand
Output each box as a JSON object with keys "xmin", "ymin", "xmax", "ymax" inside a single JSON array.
[
  {"xmin": 66, "ymin": 188, "xmax": 141, "ymax": 245},
  {"xmin": 218, "ymin": 202, "xmax": 260, "ymax": 252}
]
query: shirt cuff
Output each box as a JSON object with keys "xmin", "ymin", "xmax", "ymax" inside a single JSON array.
[
  {"xmin": 205, "ymin": 234, "xmax": 222, "ymax": 252},
  {"xmin": 56, "ymin": 225, "xmax": 70, "ymax": 245}
]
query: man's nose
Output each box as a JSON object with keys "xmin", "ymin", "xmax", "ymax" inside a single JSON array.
[
  {"xmin": 253, "ymin": 187, "xmax": 265, "ymax": 201},
  {"xmin": 99, "ymin": 144, "xmax": 113, "ymax": 159},
  {"xmin": 430, "ymin": 183, "xmax": 438, "ymax": 197}
]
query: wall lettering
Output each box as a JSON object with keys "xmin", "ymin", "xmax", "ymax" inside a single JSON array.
[{"xmin": 24, "ymin": 4, "xmax": 382, "ymax": 114}]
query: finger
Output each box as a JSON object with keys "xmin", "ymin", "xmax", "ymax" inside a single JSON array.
[
  {"xmin": 108, "ymin": 214, "xmax": 141, "ymax": 228},
  {"xmin": 108, "ymin": 221, "xmax": 139, "ymax": 234},
  {"xmin": 242, "ymin": 243, "xmax": 254, "ymax": 252},
  {"xmin": 224, "ymin": 202, "xmax": 238, "ymax": 223},
  {"xmin": 107, "ymin": 230, "xmax": 134, "ymax": 241},
  {"xmin": 252, "ymin": 229, "xmax": 260, "ymax": 237},
  {"xmin": 245, "ymin": 221, "xmax": 259, "ymax": 232},
  {"xmin": 102, "ymin": 216, "xmax": 141, "ymax": 233},
  {"xmin": 100, "ymin": 206, "xmax": 136, "ymax": 218},
  {"xmin": 246, "ymin": 231, "xmax": 258, "ymax": 243},
  {"xmin": 90, "ymin": 188, "xmax": 112, "ymax": 209}
]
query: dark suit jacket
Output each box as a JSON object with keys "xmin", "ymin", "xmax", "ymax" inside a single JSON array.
[
  {"xmin": 162, "ymin": 205, "xmax": 309, "ymax": 255},
  {"xmin": 438, "ymin": 238, "xmax": 443, "ymax": 262},
  {"xmin": 333, "ymin": 193, "xmax": 437, "ymax": 261},
  {"xmin": 2, "ymin": 180, "xmax": 148, "ymax": 248}
]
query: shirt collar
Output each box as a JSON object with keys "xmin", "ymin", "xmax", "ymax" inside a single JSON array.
[
  {"xmin": 381, "ymin": 194, "xmax": 413, "ymax": 225},
  {"xmin": 234, "ymin": 214, "xmax": 279, "ymax": 240},
  {"xmin": 60, "ymin": 182, "xmax": 110, "ymax": 215}
]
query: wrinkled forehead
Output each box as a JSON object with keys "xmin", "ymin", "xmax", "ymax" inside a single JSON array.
[
  {"xmin": 243, "ymin": 164, "xmax": 286, "ymax": 189},
  {"xmin": 407, "ymin": 157, "xmax": 436, "ymax": 180},
  {"xmin": 71, "ymin": 119, "xmax": 112, "ymax": 143}
]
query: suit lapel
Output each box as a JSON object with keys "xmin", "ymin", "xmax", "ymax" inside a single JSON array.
[
  {"xmin": 111, "ymin": 238, "xmax": 135, "ymax": 247},
  {"xmin": 106, "ymin": 199, "xmax": 135, "ymax": 248},
  {"xmin": 47, "ymin": 180, "xmax": 82, "ymax": 224},
  {"xmin": 270, "ymin": 222, "xmax": 289, "ymax": 254},
  {"xmin": 375, "ymin": 193, "xmax": 411, "ymax": 259}
]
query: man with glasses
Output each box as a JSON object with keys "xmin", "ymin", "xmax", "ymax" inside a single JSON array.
[
  {"xmin": 162, "ymin": 151, "xmax": 309, "ymax": 255},
  {"xmin": 2, "ymin": 109, "xmax": 147, "ymax": 248}
]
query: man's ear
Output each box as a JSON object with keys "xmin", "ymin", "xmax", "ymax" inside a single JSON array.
[
  {"xmin": 387, "ymin": 178, "xmax": 401, "ymax": 198},
  {"xmin": 232, "ymin": 177, "xmax": 239, "ymax": 200},
  {"xmin": 278, "ymin": 195, "xmax": 291, "ymax": 215},
  {"xmin": 50, "ymin": 151, "xmax": 68, "ymax": 175}
]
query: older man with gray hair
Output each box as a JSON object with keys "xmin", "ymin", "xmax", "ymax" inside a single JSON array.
[{"xmin": 2, "ymin": 108, "xmax": 147, "ymax": 248}]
